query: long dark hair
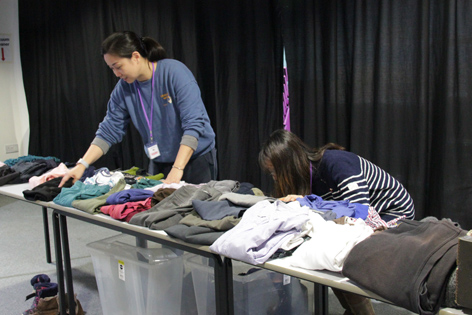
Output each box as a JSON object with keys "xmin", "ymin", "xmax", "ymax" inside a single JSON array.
[
  {"xmin": 259, "ymin": 129, "xmax": 344, "ymax": 197},
  {"xmin": 101, "ymin": 31, "xmax": 167, "ymax": 62}
]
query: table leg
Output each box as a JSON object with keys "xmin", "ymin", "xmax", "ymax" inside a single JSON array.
[
  {"xmin": 224, "ymin": 257, "xmax": 234, "ymax": 315},
  {"xmin": 314, "ymin": 283, "xmax": 329, "ymax": 315},
  {"xmin": 135, "ymin": 236, "xmax": 147, "ymax": 248},
  {"xmin": 58, "ymin": 214, "xmax": 76, "ymax": 315},
  {"xmin": 52, "ymin": 212, "xmax": 66, "ymax": 315},
  {"xmin": 42, "ymin": 206, "xmax": 52, "ymax": 263},
  {"xmin": 211, "ymin": 255, "xmax": 231, "ymax": 315}
]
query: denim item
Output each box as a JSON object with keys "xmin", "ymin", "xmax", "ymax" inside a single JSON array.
[{"xmin": 192, "ymin": 199, "xmax": 245, "ymax": 220}]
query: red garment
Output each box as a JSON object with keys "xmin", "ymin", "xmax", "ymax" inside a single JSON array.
[{"xmin": 100, "ymin": 197, "xmax": 152, "ymax": 222}]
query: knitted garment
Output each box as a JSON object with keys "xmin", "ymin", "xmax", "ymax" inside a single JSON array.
[
  {"xmin": 312, "ymin": 150, "xmax": 415, "ymax": 220},
  {"xmin": 53, "ymin": 181, "xmax": 111, "ymax": 207},
  {"xmin": 23, "ymin": 177, "xmax": 74, "ymax": 202},
  {"xmin": 105, "ymin": 188, "xmax": 154, "ymax": 205}
]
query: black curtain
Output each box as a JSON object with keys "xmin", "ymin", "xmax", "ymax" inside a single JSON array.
[
  {"xmin": 281, "ymin": 0, "xmax": 472, "ymax": 229},
  {"xmin": 19, "ymin": 1, "xmax": 472, "ymax": 229},
  {"xmin": 19, "ymin": 0, "xmax": 283, "ymax": 193}
]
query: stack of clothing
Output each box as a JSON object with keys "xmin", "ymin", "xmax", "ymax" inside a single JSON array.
[{"xmin": 1, "ymin": 155, "xmax": 61, "ymax": 186}]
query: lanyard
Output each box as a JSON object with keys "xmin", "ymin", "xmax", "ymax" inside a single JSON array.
[{"xmin": 135, "ymin": 62, "xmax": 155, "ymax": 142}]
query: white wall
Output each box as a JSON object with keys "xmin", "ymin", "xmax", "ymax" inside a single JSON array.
[{"xmin": 0, "ymin": 0, "xmax": 29, "ymax": 162}]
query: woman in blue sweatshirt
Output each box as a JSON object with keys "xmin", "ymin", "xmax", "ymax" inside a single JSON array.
[{"xmin": 60, "ymin": 31, "xmax": 216, "ymax": 186}]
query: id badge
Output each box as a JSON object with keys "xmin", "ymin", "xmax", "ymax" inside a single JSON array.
[{"xmin": 145, "ymin": 141, "xmax": 160, "ymax": 159}]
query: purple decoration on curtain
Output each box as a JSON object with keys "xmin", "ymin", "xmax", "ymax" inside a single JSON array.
[{"xmin": 283, "ymin": 67, "xmax": 290, "ymax": 131}]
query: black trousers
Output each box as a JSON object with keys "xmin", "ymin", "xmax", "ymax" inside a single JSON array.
[{"xmin": 148, "ymin": 148, "xmax": 217, "ymax": 184}]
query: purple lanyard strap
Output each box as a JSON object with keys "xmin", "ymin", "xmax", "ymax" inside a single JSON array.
[{"xmin": 135, "ymin": 62, "xmax": 155, "ymax": 142}]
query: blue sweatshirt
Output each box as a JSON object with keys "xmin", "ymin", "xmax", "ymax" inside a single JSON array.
[{"xmin": 93, "ymin": 59, "xmax": 215, "ymax": 163}]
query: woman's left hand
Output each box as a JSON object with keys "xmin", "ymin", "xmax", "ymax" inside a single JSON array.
[
  {"xmin": 279, "ymin": 194, "xmax": 303, "ymax": 202},
  {"xmin": 163, "ymin": 167, "xmax": 183, "ymax": 184}
]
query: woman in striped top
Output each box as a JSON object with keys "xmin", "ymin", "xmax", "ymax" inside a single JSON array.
[{"xmin": 259, "ymin": 129, "xmax": 415, "ymax": 221}]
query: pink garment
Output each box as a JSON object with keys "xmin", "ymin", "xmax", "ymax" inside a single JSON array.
[
  {"xmin": 28, "ymin": 163, "xmax": 70, "ymax": 188},
  {"xmin": 358, "ymin": 207, "xmax": 406, "ymax": 229},
  {"xmin": 100, "ymin": 197, "xmax": 152, "ymax": 222}
]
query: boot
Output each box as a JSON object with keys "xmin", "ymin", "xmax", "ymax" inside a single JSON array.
[
  {"xmin": 24, "ymin": 296, "xmax": 59, "ymax": 315},
  {"xmin": 29, "ymin": 274, "xmax": 52, "ymax": 287},
  {"xmin": 23, "ymin": 275, "xmax": 58, "ymax": 315},
  {"xmin": 332, "ymin": 288, "xmax": 375, "ymax": 315},
  {"xmin": 57, "ymin": 293, "xmax": 85, "ymax": 315}
]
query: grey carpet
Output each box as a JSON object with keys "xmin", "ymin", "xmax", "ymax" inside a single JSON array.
[
  {"xmin": 0, "ymin": 195, "xmax": 117, "ymax": 315},
  {"xmin": 0, "ymin": 194, "xmax": 416, "ymax": 315}
]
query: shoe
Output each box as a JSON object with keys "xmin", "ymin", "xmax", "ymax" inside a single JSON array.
[
  {"xmin": 23, "ymin": 274, "xmax": 58, "ymax": 315},
  {"xmin": 57, "ymin": 293, "xmax": 85, "ymax": 315},
  {"xmin": 332, "ymin": 288, "xmax": 375, "ymax": 315},
  {"xmin": 22, "ymin": 295, "xmax": 59, "ymax": 315},
  {"xmin": 30, "ymin": 274, "xmax": 51, "ymax": 286}
]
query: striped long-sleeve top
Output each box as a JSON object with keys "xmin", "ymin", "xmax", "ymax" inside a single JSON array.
[{"xmin": 311, "ymin": 150, "xmax": 415, "ymax": 220}]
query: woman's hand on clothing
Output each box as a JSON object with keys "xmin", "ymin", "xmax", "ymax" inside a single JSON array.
[
  {"xmin": 163, "ymin": 167, "xmax": 183, "ymax": 184},
  {"xmin": 59, "ymin": 165, "xmax": 85, "ymax": 187},
  {"xmin": 58, "ymin": 144, "xmax": 103, "ymax": 187},
  {"xmin": 278, "ymin": 194, "xmax": 303, "ymax": 202},
  {"xmin": 162, "ymin": 144, "xmax": 193, "ymax": 184}
]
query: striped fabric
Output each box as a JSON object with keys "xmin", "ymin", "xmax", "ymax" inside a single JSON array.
[{"xmin": 314, "ymin": 150, "xmax": 415, "ymax": 220}]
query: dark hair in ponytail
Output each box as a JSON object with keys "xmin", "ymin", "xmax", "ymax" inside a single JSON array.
[{"xmin": 101, "ymin": 31, "xmax": 167, "ymax": 62}]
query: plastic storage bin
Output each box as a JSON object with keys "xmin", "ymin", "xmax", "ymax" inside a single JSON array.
[
  {"xmin": 87, "ymin": 234, "xmax": 184, "ymax": 315},
  {"xmin": 187, "ymin": 255, "xmax": 310, "ymax": 315}
]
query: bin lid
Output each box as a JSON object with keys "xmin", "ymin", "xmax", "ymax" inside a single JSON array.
[{"xmin": 87, "ymin": 234, "xmax": 180, "ymax": 264}]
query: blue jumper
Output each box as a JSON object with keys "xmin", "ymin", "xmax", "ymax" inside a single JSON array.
[{"xmin": 93, "ymin": 59, "xmax": 215, "ymax": 163}]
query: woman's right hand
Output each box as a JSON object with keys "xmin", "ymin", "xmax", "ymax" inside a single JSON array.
[
  {"xmin": 278, "ymin": 194, "xmax": 303, "ymax": 202},
  {"xmin": 59, "ymin": 165, "xmax": 86, "ymax": 187}
]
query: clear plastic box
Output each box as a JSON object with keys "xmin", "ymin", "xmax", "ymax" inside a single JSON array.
[
  {"xmin": 186, "ymin": 255, "xmax": 310, "ymax": 315},
  {"xmin": 86, "ymin": 234, "xmax": 184, "ymax": 315}
]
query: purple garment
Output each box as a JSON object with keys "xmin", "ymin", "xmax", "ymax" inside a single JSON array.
[
  {"xmin": 297, "ymin": 194, "xmax": 368, "ymax": 219},
  {"xmin": 106, "ymin": 189, "xmax": 154, "ymax": 205}
]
